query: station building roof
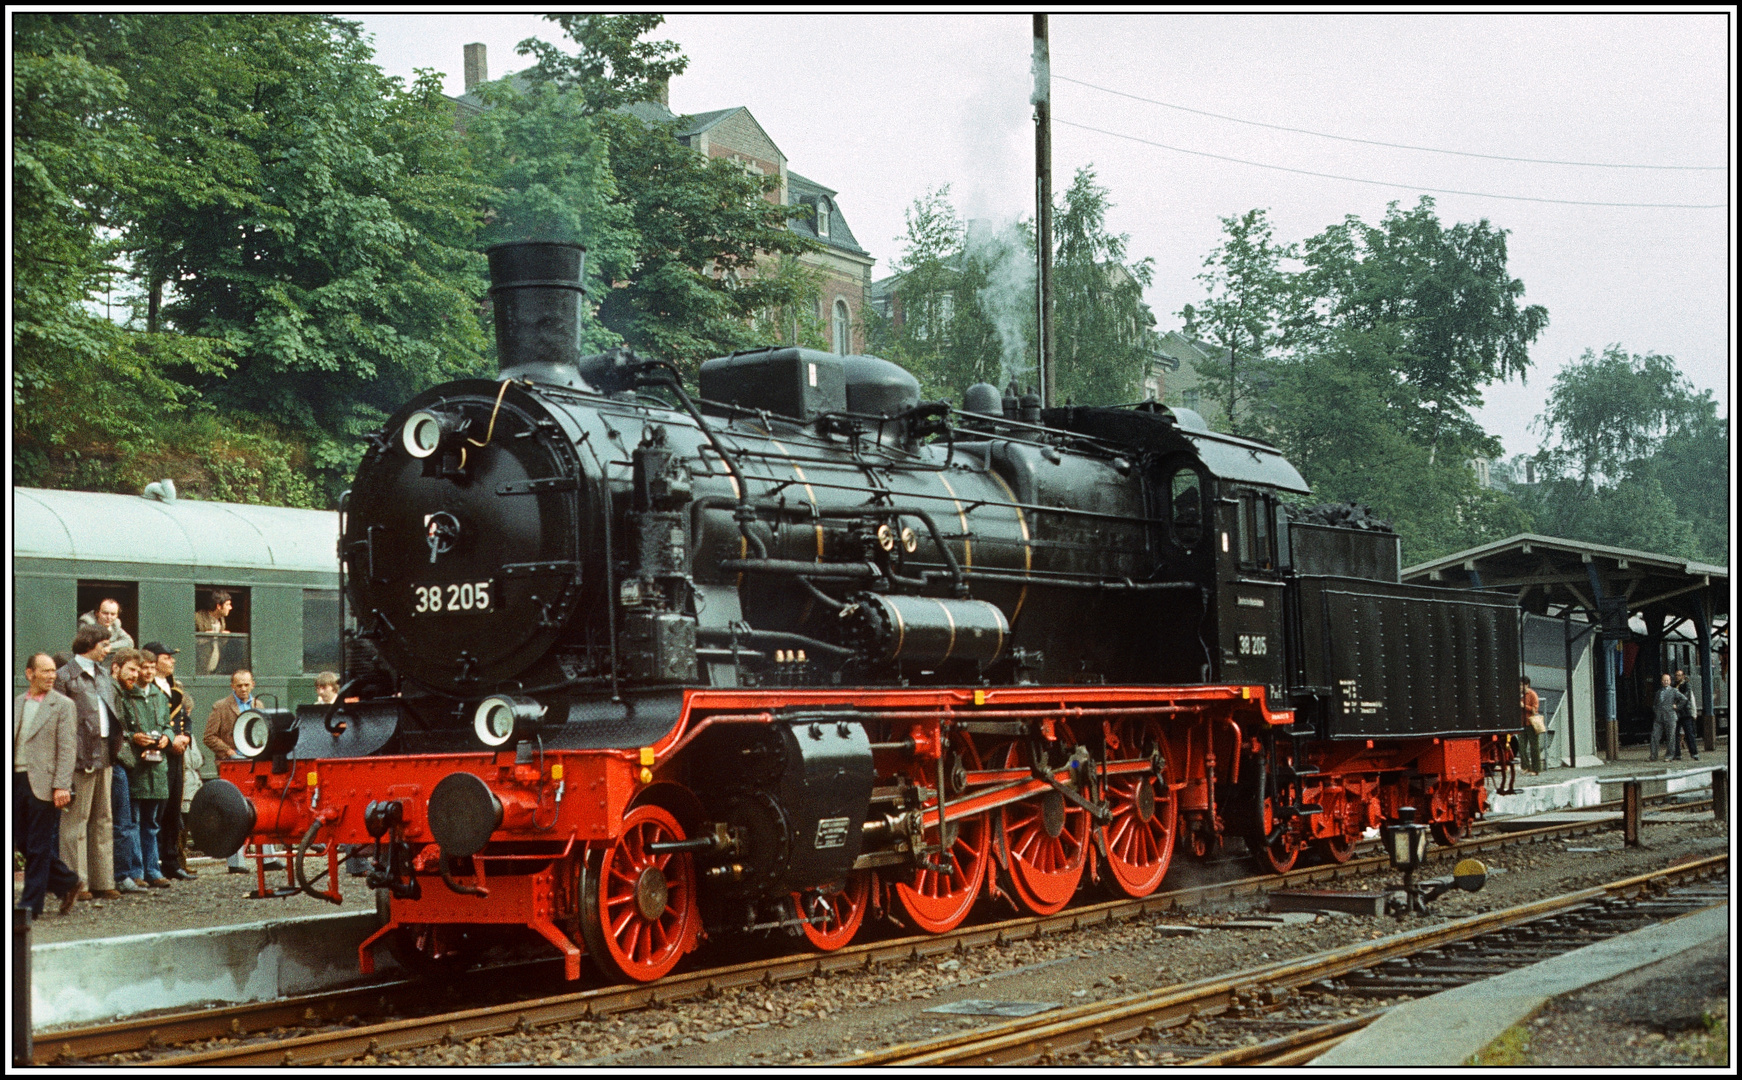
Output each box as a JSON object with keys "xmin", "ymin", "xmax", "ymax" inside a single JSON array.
[
  {"xmin": 14, "ymin": 487, "xmax": 338, "ymax": 575},
  {"xmin": 1402, "ymin": 533, "xmax": 1727, "ymax": 634}
]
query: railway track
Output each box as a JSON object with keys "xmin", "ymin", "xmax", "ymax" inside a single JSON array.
[
  {"xmin": 35, "ymin": 795, "xmax": 1717, "ymax": 1066},
  {"xmin": 842, "ymin": 854, "xmax": 1728, "ymax": 1066}
]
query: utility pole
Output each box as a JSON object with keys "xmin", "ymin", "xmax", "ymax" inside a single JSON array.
[{"xmin": 1033, "ymin": 14, "xmax": 1054, "ymax": 408}]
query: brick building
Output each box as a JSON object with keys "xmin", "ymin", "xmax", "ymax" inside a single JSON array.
[{"xmin": 452, "ymin": 45, "xmax": 874, "ymax": 354}]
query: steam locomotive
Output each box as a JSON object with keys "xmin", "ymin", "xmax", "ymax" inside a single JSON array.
[{"xmin": 189, "ymin": 241, "xmax": 1519, "ymax": 983}]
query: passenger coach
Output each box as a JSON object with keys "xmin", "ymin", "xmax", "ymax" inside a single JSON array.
[{"xmin": 12, "ymin": 486, "xmax": 342, "ymax": 710}]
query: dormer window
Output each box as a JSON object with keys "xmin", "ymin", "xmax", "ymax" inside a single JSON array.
[{"xmin": 816, "ymin": 198, "xmax": 831, "ymax": 238}]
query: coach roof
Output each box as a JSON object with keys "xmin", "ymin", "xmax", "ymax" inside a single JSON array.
[{"xmin": 14, "ymin": 487, "xmax": 338, "ymax": 574}]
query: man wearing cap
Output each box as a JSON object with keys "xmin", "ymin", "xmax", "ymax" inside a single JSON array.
[{"xmin": 141, "ymin": 643, "xmax": 196, "ymax": 878}]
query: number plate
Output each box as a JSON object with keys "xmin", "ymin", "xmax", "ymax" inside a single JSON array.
[{"xmin": 411, "ymin": 580, "xmax": 495, "ymax": 616}]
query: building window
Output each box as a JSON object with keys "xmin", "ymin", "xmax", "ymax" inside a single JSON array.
[
  {"xmin": 302, "ymin": 589, "xmax": 345, "ymax": 674},
  {"xmin": 194, "ymin": 586, "xmax": 250, "ymax": 677},
  {"xmin": 1182, "ymin": 389, "xmax": 1200, "ymax": 412},
  {"xmin": 833, "ymin": 298, "xmax": 851, "ymax": 355},
  {"xmin": 816, "ymin": 198, "xmax": 830, "ymax": 238}
]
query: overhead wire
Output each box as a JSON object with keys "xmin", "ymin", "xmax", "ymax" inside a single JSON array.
[
  {"xmin": 1054, "ymin": 74, "xmax": 1726, "ymax": 172},
  {"xmin": 1051, "ymin": 118, "xmax": 1728, "ymax": 209}
]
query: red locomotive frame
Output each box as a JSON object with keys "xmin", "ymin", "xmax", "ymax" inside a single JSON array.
[{"xmin": 221, "ymin": 682, "xmax": 1498, "ymax": 983}]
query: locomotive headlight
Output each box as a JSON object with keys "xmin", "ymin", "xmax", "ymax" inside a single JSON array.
[
  {"xmin": 233, "ymin": 707, "xmax": 298, "ymax": 760},
  {"xmin": 402, "ymin": 409, "xmax": 460, "ymax": 458},
  {"xmin": 473, "ymin": 695, "xmax": 547, "ymax": 748}
]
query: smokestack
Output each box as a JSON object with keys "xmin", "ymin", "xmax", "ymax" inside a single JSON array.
[
  {"xmin": 464, "ymin": 43, "xmax": 487, "ymax": 91},
  {"xmin": 486, "ymin": 242, "xmax": 588, "ymax": 387}
]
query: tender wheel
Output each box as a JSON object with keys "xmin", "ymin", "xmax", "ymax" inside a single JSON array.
[
  {"xmin": 1101, "ymin": 720, "xmax": 1176, "ymax": 899},
  {"xmin": 1430, "ymin": 819, "xmax": 1466, "ymax": 847},
  {"xmin": 1313, "ymin": 834, "xmax": 1356, "ymax": 864},
  {"xmin": 793, "ymin": 871, "xmax": 871, "ymax": 952},
  {"xmin": 1249, "ymin": 829, "xmax": 1303, "ymax": 874},
  {"xmin": 893, "ymin": 735, "xmax": 989, "ymax": 934},
  {"xmin": 580, "ymin": 804, "xmax": 697, "ymax": 983},
  {"xmin": 998, "ymin": 739, "xmax": 1089, "ymax": 915}
]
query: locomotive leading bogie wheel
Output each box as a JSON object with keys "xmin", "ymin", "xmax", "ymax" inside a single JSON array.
[
  {"xmin": 1101, "ymin": 720, "xmax": 1177, "ymax": 898},
  {"xmin": 998, "ymin": 739, "xmax": 1090, "ymax": 915},
  {"xmin": 580, "ymin": 804, "xmax": 698, "ymax": 983},
  {"xmin": 893, "ymin": 736, "xmax": 990, "ymax": 934},
  {"xmin": 792, "ymin": 871, "xmax": 872, "ymax": 952}
]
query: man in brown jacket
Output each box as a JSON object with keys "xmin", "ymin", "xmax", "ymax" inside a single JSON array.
[
  {"xmin": 54, "ymin": 625, "xmax": 124, "ymax": 898},
  {"xmin": 14, "ymin": 653, "xmax": 82, "ymax": 915},
  {"xmin": 203, "ymin": 668, "xmax": 279, "ymax": 871}
]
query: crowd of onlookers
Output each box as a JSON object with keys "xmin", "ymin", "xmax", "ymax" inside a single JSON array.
[{"xmin": 13, "ymin": 597, "xmax": 342, "ymax": 918}]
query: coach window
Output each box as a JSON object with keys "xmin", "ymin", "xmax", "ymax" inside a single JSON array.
[
  {"xmin": 302, "ymin": 588, "xmax": 346, "ymax": 674},
  {"xmin": 194, "ymin": 585, "xmax": 251, "ymax": 677},
  {"xmin": 76, "ymin": 581, "xmax": 139, "ymax": 648},
  {"xmin": 1169, "ymin": 467, "xmax": 1204, "ymax": 551}
]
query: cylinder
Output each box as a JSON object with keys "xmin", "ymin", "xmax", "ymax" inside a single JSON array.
[
  {"xmin": 840, "ymin": 593, "xmax": 1009, "ymax": 665},
  {"xmin": 486, "ymin": 241, "xmax": 587, "ymax": 384}
]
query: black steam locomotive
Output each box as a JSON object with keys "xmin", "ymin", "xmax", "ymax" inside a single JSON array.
[{"xmin": 192, "ymin": 242, "xmax": 1518, "ymax": 983}]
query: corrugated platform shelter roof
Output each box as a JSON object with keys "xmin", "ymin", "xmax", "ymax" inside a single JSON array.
[
  {"xmin": 1402, "ymin": 533, "xmax": 1727, "ymax": 633},
  {"xmin": 14, "ymin": 488, "xmax": 338, "ymax": 574}
]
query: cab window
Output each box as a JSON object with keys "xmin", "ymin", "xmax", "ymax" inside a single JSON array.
[{"xmin": 1169, "ymin": 468, "xmax": 1204, "ymax": 551}]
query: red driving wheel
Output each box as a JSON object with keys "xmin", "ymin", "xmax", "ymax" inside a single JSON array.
[
  {"xmin": 893, "ymin": 735, "xmax": 989, "ymax": 934},
  {"xmin": 580, "ymin": 804, "xmax": 698, "ymax": 983},
  {"xmin": 998, "ymin": 737, "xmax": 1089, "ymax": 915},
  {"xmin": 1101, "ymin": 720, "xmax": 1177, "ymax": 898}
]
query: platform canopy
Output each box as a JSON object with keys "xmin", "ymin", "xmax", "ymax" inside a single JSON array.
[{"xmin": 1401, "ymin": 533, "xmax": 1727, "ymax": 641}]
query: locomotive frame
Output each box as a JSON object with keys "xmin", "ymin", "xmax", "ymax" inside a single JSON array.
[{"xmin": 190, "ymin": 241, "xmax": 1520, "ymax": 984}]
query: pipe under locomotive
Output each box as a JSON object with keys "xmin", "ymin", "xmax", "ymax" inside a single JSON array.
[{"xmin": 189, "ymin": 241, "xmax": 1519, "ymax": 982}]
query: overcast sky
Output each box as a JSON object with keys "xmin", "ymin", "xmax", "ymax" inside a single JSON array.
[{"xmin": 345, "ymin": 12, "xmax": 1731, "ymax": 459}]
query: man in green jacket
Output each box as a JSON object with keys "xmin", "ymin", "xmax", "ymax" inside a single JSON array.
[{"xmin": 115, "ymin": 649, "xmax": 173, "ymax": 888}]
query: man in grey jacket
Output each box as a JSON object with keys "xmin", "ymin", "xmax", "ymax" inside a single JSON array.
[
  {"xmin": 14, "ymin": 652, "xmax": 82, "ymax": 916},
  {"xmin": 1650, "ymin": 673, "xmax": 1690, "ymax": 763},
  {"xmin": 54, "ymin": 625, "xmax": 126, "ymax": 899}
]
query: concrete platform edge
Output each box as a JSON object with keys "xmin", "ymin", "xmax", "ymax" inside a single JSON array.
[
  {"xmin": 1308, "ymin": 902, "xmax": 1730, "ymax": 1066},
  {"xmin": 32, "ymin": 909, "xmax": 398, "ymax": 1030}
]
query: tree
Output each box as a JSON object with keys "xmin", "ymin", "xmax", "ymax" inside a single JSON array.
[
  {"xmin": 1525, "ymin": 345, "xmax": 1726, "ymax": 561},
  {"xmin": 1178, "ymin": 208, "xmax": 1296, "ymax": 437},
  {"xmin": 1531, "ymin": 345, "xmax": 1703, "ymax": 487},
  {"xmin": 1297, "ymin": 196, "xmax": 1548, "ymax": 463},
  {"xmin": 1051, "ymin": 167, "xmax": 1157, "ymax": 406},
  {"xmin": 514, "ymin": 14, "xmax": 688, "ymax": 113},
  {"xmin": 11, "ymin": 16, "xmax": 306, "ymax": 504},
  {"xmin": 73, "ymin": 14, "xmax": 493, "ymax": 501}
]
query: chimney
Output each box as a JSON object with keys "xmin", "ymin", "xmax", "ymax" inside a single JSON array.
[
  {"xmin": 463, "ymin": 43, "xmax": 487, "ymax": 91},
  {"xmin": 652, "ymin": 76, "xmax": 669, "ymax": 107},
  {"xmin": 486, "ymin": 241, "xmax": 588, "ymax": 388}
]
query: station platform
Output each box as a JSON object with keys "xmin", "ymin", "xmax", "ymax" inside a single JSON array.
[{"xmin": 1485, "ymin": 736, "xmax": 1729, "ymax": 819}]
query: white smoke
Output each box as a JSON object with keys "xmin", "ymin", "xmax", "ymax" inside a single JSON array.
[{"xmin": 963, "ymin": 218, "xmax": 1036, "ymax": 391}]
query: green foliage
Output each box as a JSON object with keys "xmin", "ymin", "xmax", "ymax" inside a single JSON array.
[
  {"xmin": 870, "ymin": 174, "xmax": 1157, "ymax": 406},
  {"xmin": 1524, "ymin": 345, "xmax": 1727, "ymax": 561},
  {"xmin": 101, "ymin": 15, "xmax": 493, "ymax": 500},
  {"xmin": 1051, "ymin": 167, "xmax": 1156, "ymax": 406},
  {"xmin": 1297, "ymin": 196, "xmax": 1548, "ymax": 460},
  {"xmin": 515, "ymin": 14, "xmax": 688, "ymax": 113},
  {"xmin": 586, "ymin": 109, "xmax": 819, "ymax": 376},
  {"xmin": 1178, "ymin": 208, "xmax": 1295, "ymax": 437}
]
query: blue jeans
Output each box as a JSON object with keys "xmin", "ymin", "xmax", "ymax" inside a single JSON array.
[
  {"xmin": 134, "ymin": 800, "xmax": 165, "ymax": 882},
  {"xmin": 111, "ymin": 765, "xmax": 143, "ymax": 884}
]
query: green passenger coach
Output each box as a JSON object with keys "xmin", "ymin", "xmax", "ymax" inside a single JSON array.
[{"xmin": 12, "ymin": 486, "xmax": 343, "ymax": 713}]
